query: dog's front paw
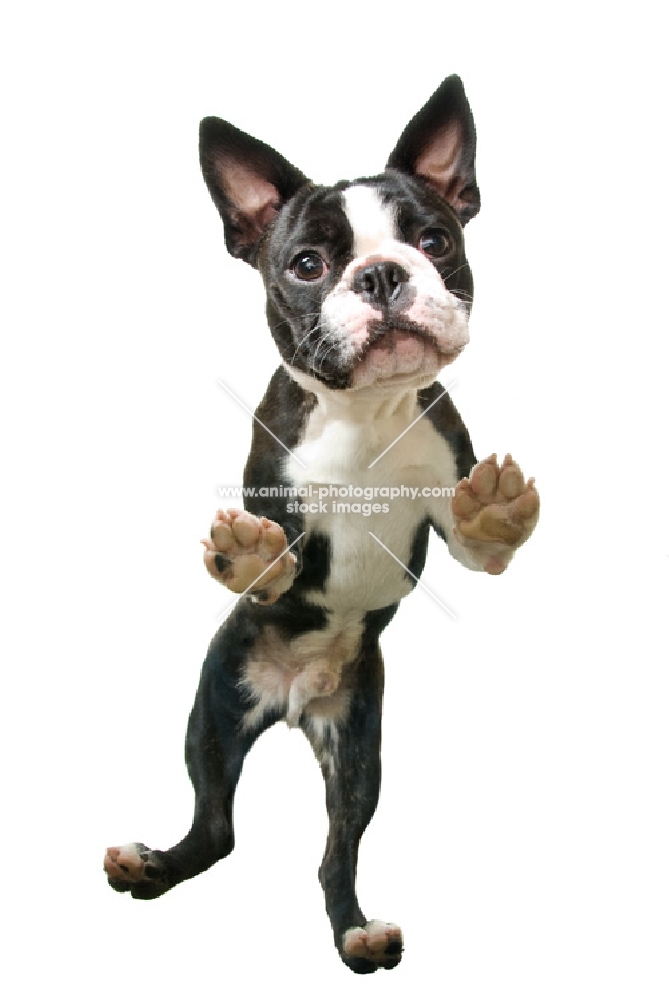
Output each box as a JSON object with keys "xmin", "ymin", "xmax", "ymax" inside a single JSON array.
[
  {"xmin": 452, "ymin": 454, "xmax": 539, "ymax": 574},
  {"xmin": 341, "ymin": 920, "xmax": 403, "ymax": 974},
  {"xmin": 201, "ymin": 509, "xmax": 296, "ymax": 604}
]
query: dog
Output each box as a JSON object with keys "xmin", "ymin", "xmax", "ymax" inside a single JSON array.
[{"xmin": 104, "ymin": 75, "xmax": 539, "ymax": 974}]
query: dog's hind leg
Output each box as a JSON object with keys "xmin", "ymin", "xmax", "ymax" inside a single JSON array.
[
  {"xmin": 104, "ymin": 615, "xmax": 268, "ymax": 900},
  {"xmin": 303, "ymin": 642, "xmax": 403, "ymax": 974}
]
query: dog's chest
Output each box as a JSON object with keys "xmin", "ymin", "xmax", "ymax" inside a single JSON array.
[{"xmin": 285, "ymin": 390, "xmax": 459, "ymax": 611}]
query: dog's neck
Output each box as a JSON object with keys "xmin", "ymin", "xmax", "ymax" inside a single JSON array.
[{"xmin": 284, "ymin": 363, "xmax": 435, "ymax": 424}]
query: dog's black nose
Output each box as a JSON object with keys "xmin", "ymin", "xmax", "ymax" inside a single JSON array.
[{"xmin": 352, "ymin": 261, "xmax": 410, "ymax": 308}]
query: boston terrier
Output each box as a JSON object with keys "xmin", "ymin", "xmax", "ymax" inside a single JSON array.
[{"xmin": 104, "ymin": 75, "xmax": 539, "ymax": 974}]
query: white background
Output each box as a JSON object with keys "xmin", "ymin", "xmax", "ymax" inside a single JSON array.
[{"xmin": 2, "ymin": 3, "xmax": 668, "ymax": 997}]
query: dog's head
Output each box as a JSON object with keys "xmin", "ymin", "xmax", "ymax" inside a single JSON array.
[{"xmin": 200, "ymin": 75, "xmax": 479, "ymax": 393}]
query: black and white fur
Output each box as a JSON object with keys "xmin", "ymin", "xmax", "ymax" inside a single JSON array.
[{"xmin": 104, "ymin": 76, "xmax": 539, "ymax": 974}]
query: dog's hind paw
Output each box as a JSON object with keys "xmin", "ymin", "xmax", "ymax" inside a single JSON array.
[
  {"xmin": 103, "ymin": 843, "xmax": 171, "ymax": 900},
  {"xmin": 201, "ymin": 509, "xmax": 296, "ymax": 604},
  {"xmin": 452, "ymin": 453, "xmax": 539, "ymax": 574},
  {"xmin": 341, "ymin": 920, "xmax": 403, "ymax": 973}
]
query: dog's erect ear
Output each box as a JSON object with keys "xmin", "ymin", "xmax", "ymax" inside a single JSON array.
[
  {"xmin": 199, "ymin": 118, "xmax": 309, "ymax": 265},
  {"xmin": 387, "ymin": 75, "xmax": 480, "ymax": 225}
]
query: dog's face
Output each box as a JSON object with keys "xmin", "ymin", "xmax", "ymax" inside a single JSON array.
[
  {"xmin": 261, "ymin": 174, "xmax": 473, "ymax": 391},
  {"xmin": 200, "ymin": 76, "xmax": 480, "ymax": 393}
]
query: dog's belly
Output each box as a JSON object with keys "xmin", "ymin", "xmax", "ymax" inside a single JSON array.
[
  {"xmin": 238, "ymin": 503, "xmax": 424, "ymax": 734},
  {"xmin": 240, "ymin": 500, "xmax": 422, "ymax": 735},
  {"xmin": 240, "ymin": 612, "xmax": 363, "ymax": 732}
]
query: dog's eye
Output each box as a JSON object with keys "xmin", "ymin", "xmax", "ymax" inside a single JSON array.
[
  {"xmin": 290, "ymin": 252, "xmax": 327, "ymax": 281},
  {"xmin": 419, "ymin": 231, "xmax": 451, "ymax": 257}
]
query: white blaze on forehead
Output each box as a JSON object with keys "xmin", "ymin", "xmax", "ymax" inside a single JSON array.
[{"xmin": 342, "ymin": 184, "xmax": 397, "ymax": 257}]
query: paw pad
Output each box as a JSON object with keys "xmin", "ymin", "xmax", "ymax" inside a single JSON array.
[
  {"xmin": 452, "ymin": 454, "xmax": 539, "ymax": 572},
  {"xmin": 201, "ymin": 509, "xmax": 296, "ymax": 603},
  {"xmin": 103, "ymin": 842, "xmax": 170, "ymax": 899},
  {"xmin": 342, "ymin": 919, "xmax": 403, "ymax": 971}
]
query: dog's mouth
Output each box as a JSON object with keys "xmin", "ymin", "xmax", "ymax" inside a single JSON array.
[
  {"xmin": 359, "ymin": 320, "xmax": 462, "ymax": 361},
  {"xmin": 351, "ymin": 320, "xmax": 463, "ymax": 387},
  {"xmin": 293, "ymin": 311, "xmax": 468, "ymax": 391}
]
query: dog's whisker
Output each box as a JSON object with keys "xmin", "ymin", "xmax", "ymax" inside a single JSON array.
[
  {"xmin": 309, "ymin": 328, "xmax": 342, "ymax": 374},
  {"xmin": 444, "ymin": 262, "xmax": 470, "ymax": 281},
  {"xmin": 290, "ymin": 317, "xmax": 327, "ymax": 364},
  {"xmin": 315, "ymin": 339, "xmax": 341, "ymax": 373},
  {"xmin": 290, "ymin": 328, "xmax": 319, "ymax": 364}
]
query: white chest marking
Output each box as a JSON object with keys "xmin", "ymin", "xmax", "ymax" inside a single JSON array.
[{"xmin": 284, "ymin": 388, "xmax": 460, "ymax": 613}]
